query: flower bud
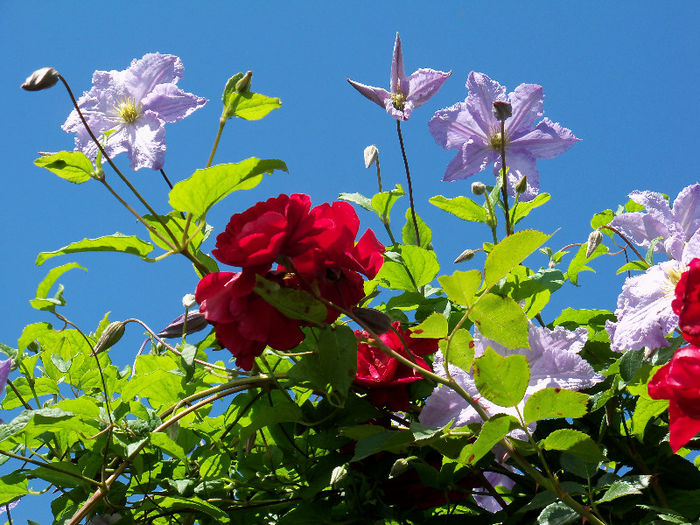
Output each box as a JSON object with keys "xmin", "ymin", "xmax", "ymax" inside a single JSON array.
[
  {"xmin": 364, "ymin": 145, "xmax": 379, "ymax": 169},
  {"xmin": 471, "ymin": 181, "xmax": 486, "ymax": 195},
  {"xmin": 586, "ymin": 229, "xmax": 604, "ymax": 258},
  {"xmin": 454, "ymin": 249, "xmax": 475, "ymax": 263},
  {"xmin": 21, "ymin": 67, "xmax": 59, "ymax": 91},
  {"xmin": 353, "ymin": 307, "xmax": 392, "ymax": 334},
  {"xmin": 492, "ymin": 100, "xmax": 512, "ymax": 121},
  {"xmin": 157, "ymin": 310, "xmax": 208, "ymax": 339},
  {"xmin": 330, "ymin": 465, "xmax": 348, "ymax": 486},
  {"xmin": 182, "ymin": 293, "xmax": 196, "ymax": 309},
  {"xmin": 235, "ymin": 71, "xmax": 253, "ymax": 93},
  {"xmin": 93, "ymin": 321, "xmax": 125, "ymax": 355},
  {"xmin": 514, "ymin": 176, "xmax": 527, "ymax": 194},
  {"xmin": 389, "ymin": 458, "xmax": 409, "ymax": 479}
]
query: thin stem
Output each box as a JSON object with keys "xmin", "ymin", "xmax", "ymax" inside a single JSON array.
[
  {"xmin": 601, "ymin": 225, "xmax": 647, "ymax": 263},
  {"xmin": 159, "ymin": 168, "xmax": 174, "ymax": 190},
  {"xmin": 396, "ymin": 120, "xmax": 420, "ymax": 246},
  {"xmin": 498, "ymin": 120, "xmax": 512, "ymax": 236},
  {"xmin": 6, "ymin": 379, "xmax": 32, "ymax": 410},
  {"xmin": 375, "ymin": 153, "xmax": 382, "ymax": 193},
  {"xmin": 482, "ymin": 188, "xmax": 499, "ymax": 244},
  {"xmin": 0, "ymin": 449, "xmax": 101, "ymax": 488},
  {"xmin": 207, "ymin": 118, "xmax": 226, "ymax": 168}
]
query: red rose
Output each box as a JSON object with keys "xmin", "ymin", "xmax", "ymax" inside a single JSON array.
[
  {"xmin": 648, "ymin": 345, "xmax": 700, "ymax": 452},
  {"xmin": 673, "ymin": 258, "xmax": 700, "ymax": 346},
  {"xmin": 354, "ymin": 322, "xmax": 439, "ymax": 411}
]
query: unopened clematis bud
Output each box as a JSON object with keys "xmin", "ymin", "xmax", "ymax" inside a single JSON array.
[
  {"xmin": 471, "ymin": 181, "xmax": 486, "ymax": 195},
  {"xmin": 158, "ymin": 310, "xmax": 208, "ymax": 339},
  {"xmin": 364, "ymin": 145, "xmax": 379, "ymax": 168},
  {"xmin": 492, "ymin": 100, "xmax": 512, "ymax": 121},
  {"xmin": 330, "ymin": 465, "xmax": 348, "ymax": 486},
  {"xmin": 182, "ymin": 293, "xmax": 196, "ymax": 309},
  {"xmin": 586, "ymin": 229, "xmax": 604, "ymax": 258},
  {"xmin": 235, "ymin": 71, "xmax": 253, "ymax": 93},
  {"xmin": 389, "ymin": 458, "xmax": 410, "ymax": 478},
  {"xmin": 21, "ymin": 67, "xmax": 59, "ymax": 91},
  {"xmin": 454, "ymin": 249, "xmax": 475, "ymax": 263},
  {"xmin": 514, "ymin": 176, "xmax": 528, "ymax": 194},
  {"xmin": 93, "ymin": 321, "xmax": 125, "ymax": 355},
  {"xmin": 353, "ymin": 307, "xmax": 392, "ymax": 334}
]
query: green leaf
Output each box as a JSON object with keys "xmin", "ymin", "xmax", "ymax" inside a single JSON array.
[
  {"xmin": 352, "ymin": 430, "xmax": 414, "ymax": 462},
  {"xmin": 484, "ymin": 230, "xmax": 551, "ymax": 288},
  {"xmin": 31, "ymin": 461, "xmax": 90, "ymax": 489},
  {"xmin": 537, "ymin": 502, "xmax": 578, "ymax": 525},
  {"xmin": 34, "ymin": 151, "xmax": 94, "ymax": 184},
  {"xmin": 169, "ymin": 158, "xmax": 288, "ymax": 218},
  {"xmin": 473, "ymin": 347, "xmax": 529, "ymax": 407},
  {"xmin": 631, "ymin": 396, "xmax": 668, "ymax": 439},
  {"xmin": 338, "ymin": 192, "xmax": 373, "ymax": 212},
  {"xmin": 412, "ymin": 313, "xmax": 447, "ymax": 338},
  {"xmin": 0, "ymin": 472, "xmax": 28, "ymax": 506},
  {"xmin": 376, "ymin": 246, "xmax": 439, "ymax": 291},
  {"xmin": 511, "ymin": 193, "xmax": 550, "ymax": 225},
  {"xmin": 616, "ymin": 260, "xmax": 649, "ymax": 274},
  {"xmin": 438, "ymin": 269, "xmax": 482, "ymax": 306},
  {"xmin": 468, "ymin": 294, "xmax": 529, "ymax": 349},
  {"xmin": 142, "ymin": 212, "xmax": 211, "ymax": 252},
  {"xmin": 459, "ymin": 414, "xmax": 520, "ymax": 465},
  {"xmin": 222, "ymin": 74, "xmax": 281, "ymax": 120},
  {"xmin": 150, "ymin": 431, "xmax": 187, "ymax": 462},
  {"xmin": 29, "ymin": 262, "xmax": 86, "ymax": 311},
  {"xmin": 254, "ymin": 275, "xmax": 327, "ymax": 323},
  {"xmin": 597, "ymin": 476, "xmax": 651, "ymax": 503},
  {"xmin": 36, "ymin": 234, "xmax": 154, "ymax": 266},
  {"xmin": 401, "ymin": 209, "xmax": 432, "ymax": 248},
  {"xmin": 542, "ymin": 429, "xmax": 604, "ymax": 462},
  {"xmin": 590, "ymin": 209, "xmax": 614, "ymax": 232},
  {"xmin": 523, "ymin": 388, "xmax": 589, "ymax": 424},
  {"xmin": 430, "ymin": 195, "xmax": 488, "ymax": 222},
  {"xmin": 567, "ymin": 242, "xmax": 609, "ymax": 286},
  {"xmin": 619, "ymin": 349, "xmax": 645, "ymax": 383},
  {"xmin": 0, "ymin": 408, "xmax": 74, "ymax": 443},
  {"xmin": 156, "ymin": 496, "xmax": 229, "ymax": 522},
  {"xmin": 440, "ymin": 329, "xmax": 474, "ymax": 372},
  {"xmin": 371, "ymin": 184, "xmax": 405, "ymax": 220}
]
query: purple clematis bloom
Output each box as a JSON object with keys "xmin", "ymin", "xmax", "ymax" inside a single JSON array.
[
  {"xmin": 63, "ymin": 53, "xmax": 207, "ymax": 171},
  {"xmin": 429, "ymin": 72, "xmax": 579, "ymax": 201},
  {"xmin": 0, "ymin": 359, "xmax": 10, "ymax": 395},
  {"xmin": 347, "ymin": 33, "xmax": 451, "ymax": 121},
  {"xmin": 609, "ymin": 184, "xmax": 700, "ymax": 262}
]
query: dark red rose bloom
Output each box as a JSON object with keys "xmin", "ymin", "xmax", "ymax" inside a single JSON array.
[
  {"xmin": 673, "ymin": 258, "xmax": 700, "ymax": 346},
  {"xmin": 354, "ymin": 322, "xmax": 439, "ymax": 411},
  {"xmin": 648, "ymin": 345, "xmax": 700, "ymax": 452}
]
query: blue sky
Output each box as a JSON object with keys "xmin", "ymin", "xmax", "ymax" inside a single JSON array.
[{"xmin": 2, "ymin": 2, "xmax": 700, "ymax": 522}]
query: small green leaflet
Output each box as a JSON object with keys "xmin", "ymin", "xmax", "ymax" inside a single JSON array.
[
  {"xmin": 35, "ymin": 234, "xmax": 154, "ymax": 265},
  {"xmin": 34, "ymin": 151, "xmax": 94, "ymax": 184}
]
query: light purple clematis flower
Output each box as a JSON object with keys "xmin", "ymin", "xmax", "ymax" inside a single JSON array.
[
  {"xmin": 429, "ymin": 72, "xmax": 579, "ymax": 201},
  {"xmin": 63, "ymin": 53, "xmax": 207, "ymax": 171},
  {"xmin": 609, "ymin": 184, "xmax": 700, "ymax": 262},
  {"xmin": 0, "ymin": 359, "xmax": 10, "ymax": 395},
  {"xmin": 347, "ymin": 33, "xmax": 451, "ymax": 121}
]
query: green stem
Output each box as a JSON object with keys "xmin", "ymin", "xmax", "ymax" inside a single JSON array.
[
  {"xmin": 498, "ymin": 120, "xmax": 512, "ymax": 236},
  {"xmin": 0, "ymin": 449, "xmax": 102, "ymax": 488},
  {"xmin": 601, "ymin": 225, "xmax": 647, "ymax": 263},
  {"xmin": 483, "ymin": 187, "xmax": 499, "ymax": 244},
  {"xmin": 207, "ymin": 118, "xmax": 226, "ymax": 168},
  {"xmin": 396, "ymin": 120, "xmax": 420, "ymax": 246}
]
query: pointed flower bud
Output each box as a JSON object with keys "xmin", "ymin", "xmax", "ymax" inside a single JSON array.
[
  {"xmin": 454, "ymin": 249, "xmax": 475, "ymax": 263},
  {"xmin": 514, "ymin": 176, "xmax": 528, "ymax": 195},
  {"xmin": 330, "ymin": 465, "xmax": 348, "ymax": 486},
  {"xmin": 492, "ymin": 100, "xmax": 512, "ymax": 121},
  {"xmin": 157, "ymin": 310, "xmax": 207, "ymax": 339},
  {"xmin": 364, "ymin": 145, "xmax": 379, "ymax": 169},
  {"xmin": 586, "ymin": 229, "xmax": 604, "ymax": 258},
  {"xmin": 235, "ymin": 71, "xmax": 253, "ymax": 93},
  {"xmin": 389, "ymin": 458, "xmax": 410, "ymax": 478},
  {"xmin": 182, "ymin": 293, "xmax": 196, "ymax": 309},
  {"xmin": 93, "ymin": 321, "xmax": 125, "ymax": 355},
  {"xmin": 21, "ymin": 67, "xmax": 59, "ymax": 91},
  {"xmin": 353, "ymin": 307, "xmax": 392, "ymax": 334},
  {"xmin": 471, "ymin": 181, "xmax": 486, "ymax": 195}
]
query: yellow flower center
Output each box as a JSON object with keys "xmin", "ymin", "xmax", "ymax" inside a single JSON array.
[
  {"xmin": 392, "ymin": 81, "xmax": 406, "ymax": 110},
  {"xmin": 489, "ymin": 130, "xmax": 510, "ymax": 152},
  {"xmin": 663, "ymin": 263, "xmax": 687, "ymax": 297},
  {"xmin": 112, "ymin": 97, "xmax": 142, "ymax": 124}
]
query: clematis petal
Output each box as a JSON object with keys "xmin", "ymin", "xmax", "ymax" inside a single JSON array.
[
  {"xmin": 494, "ymin": 148, "xmax": 539, "ymax": 201},
  {"xmin": 0, "ymin": 359, "xmax": 11, "ymax": 396},
  {"xmin": 629, "ymin": 190, "xmax": 681, "ymax": 237},
  {"xmin": 390, "ymin": 33, "xmax": 409, "ymax": 95},
  {"xmin": 123, "ymin": 53, "xmax": 184, "ymax": 102},
  {"xmin": 123, "ymin": 111, "xmax": 166, "ymax": 170},
  {"xmin": 473, "ymin": 470, "xmax": 516, "ymax": 513},
  {"xmin": 506, "ymin": 83, "xmax": 544, "ymax": 136},
  {"xmin": 465, "ymin": 72, "xmax": 505, "ymax": 136},
  {"xmin": 682, "ymin": 230, "xmax": 700, "ymax": 264},
  {"xmin": 406, "ymin": 68, "xmax": 451, "ymax": 109},
  {"xmin": 385, "ymin": 98, "xmax": 413, "ymax": 120},
  {"xmin": 142, "ymin": 83, "xmax": 207, "ymax": 123},
  {"xmin": 443, "ymin": 140, "xmax": 496, "ymax": 182},
  {"xmin": 346, "ymin": 79, "xmax": 392, "ymax": 108},
  {"xmin": 429, "ymin": 100, "xmax": 488, "ymax": 151},
  {"xmin": 609, "ymin": 211, "xmax": 671, "ymax": 255},
  {"xmin": 509, "ymin": 118, "xmax": 579, "ymax": 158},
  {"xmin": 672, "ymin": 184, "xmax": 700, "ymax": 240}
]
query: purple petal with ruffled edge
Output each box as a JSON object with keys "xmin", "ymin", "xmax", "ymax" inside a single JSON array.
[
  {"xmin": 606, "ymin": 260, "xmax": 681, "ymax": 353},
  {"xmin": 474, "ymin": 468, "xmax": 516, "ymax": 513},
  {"xmin": 510, "ymin": 118, "xmax": 579, "ymax": 158},
  {"xmin": 443, "ymin": 140, "xmax": 496, "ymax": 182},
  {"xmin": 0, "ymin": 359, "xmax": 11, "ymax": 396},
  {"xmin": 142, "ymin": 83, "xmax": 207, "ymax": 123},
  {"xmin": 429, "ymin": 100, "xmax": 488, "ymax": 151},
  {"xmin": 407, "ymin": 68, "xmax": 452, "ymax": 109},
  {"xmin": 121, "ymin": 111, "xmax": 167, "ymax": 171},
  {"xmin": 506, "ymin": 83, "xmax": 544, "ymax": 136},
  {"xmin": 390, "ymin": 33, "xmax": 408, "ymax": 95},
  {"xmin": 465, "ymin": 72, "xmax": 505, "ymax": 136},
  {"xmin": 494, "ymin": 148, "xmax": 539, "ymax": 201},
  {"xmin": 672, "ymin": 184, "xmax": 700, "ymax": 241},
  {"xmin": 123, "ymin": 53, "xmax": 184, "ymax": 101}
]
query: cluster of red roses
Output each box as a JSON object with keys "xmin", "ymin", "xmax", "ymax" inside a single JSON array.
[
  {"xmin": 649, "ymin": 258, "xmax": 700, "ymax": 451},
  {"xmin": 195, "ymin": 194, "xmax": 385, "ymax": 370},
  {"xmin": 354, "ymin": 321, "xmax": 438, "ymax": 411}
]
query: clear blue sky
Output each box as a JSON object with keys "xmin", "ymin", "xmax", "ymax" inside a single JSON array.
[{"xmin": 2, "ymin": 2, "xmax": 699, "ymax": 522}]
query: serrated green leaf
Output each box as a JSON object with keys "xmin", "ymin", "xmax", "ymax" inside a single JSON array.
[
  {"xmin": 473, "ymin": 347, "xmax": 529, "ymax": 407},
  {"xmin": 537, "ymin": 502, "xmax": 578, "ymax": 525},
  {"xmin": 376, "ymin": 245, "xmax": 439, "ymax": 291},
  {"xmin": 459, "ymin": 414, "xmax": 520, "ymax": 465},
  {"xmin": 631, "ymin": 396, "xmax": 668, "ymax": 438},
  {"xmin": 142, "ymin": 212, "xmax": 212, "ymax": 252},
  {"xmin": 401, "ymin": 209, "xmax": 432, "ymax": 248},
  {"xmin": 619, "ymin": 349, "xmax": 644, "ymax": 383},
  {"xmin": 469, "ymin": 294, "xmax": 529, "ymax": 349},
  {"xmin": 0, "ymin": 472, "xmax": 28, "ymax": 506},
  {"xmin": 484, "ymin": 230, "xmax": 551, "ymax": 288},
  {"xmin": 29, "ymin": 262, "xmax": 86, "ymax": 312},
  {"xmin": 254, "ymin": 274, "xmax": 327, "ymax": 323},
  {"xmin": 169, "ymin": 158, "xmax": 288, "ymax": 218},
  {"xmin": 523, "ymin": 388, "xmax": 589, "ymax": 424},
  {"xmin": 412, "ymin": 313, "xmax": 447, "ymax": 338},
  {"xmin": 338, "ymin": 192, "xmax": 373, "ymax": 212},
  {"xmin": 36, "ymin": 233, "xmax": 154, "ymax": 266},
  {"xmin": 34, "ymin": 151, "xmax": 93, "ymax": 184},
  {"xmin": 542, "ymin": 429, "xmax": 604, "ymax": 462},
  {"xmin": 438, "ymin": 269, "xmax": 482, "ymax": 306},
  {"xmin": 430, "ymin": 195, "xmax": 488, "ymax": 222},
  {"xmin": 511, "ymin": 193, "xmax": 550, "ymax": 225},
  {"xmin": 440, "ymin": 329, "xmax": 474, "ymax": 372},
  {"xmin": 597, "ymin": 476, "xmax": 651, "ymax": 503}
]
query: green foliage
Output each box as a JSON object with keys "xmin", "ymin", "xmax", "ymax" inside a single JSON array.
[
  {"xmin": 29, "ymin": 262, "xmax": 86, "ymax": 311},
  {"xmin": 34, "ymin": 151, "xmax": 94, "ymax": 183},
  {"xmin": 221, "ymin": 72, "xmax": 281, "ymax": 120},
  {"xmin": 523, "ymin": 388, "xmax": 590, "ymax": 424},
  {"xmin": 542, "ymin": 429, "xmax": 605, "ymax": 462},
  {"xmin": 511, "ymin": 192, "xmax": 551, "ymax": 225},
  {"xmin": 473, "ymin": 347, "xmax": 530, "ymax": 407},
  {"xmin": 484, "ymin": 229, "xmax": 551, "ymax": 288},
  {"xmin": 36, "ymin": 234, "xmax": 155, "ymax": 265},
  {"xmin": 469, "ymin": 293, "xmax": 529, "ymax": 349},
  {"xmin": 438, "ymin": 269, "xmax": 482, "ymax": 306},
  {"xmin": 429, "ymin": 194, "xmax": 488, "ymax": 222},
  {"xmin": 401, "ymin": 209, "xmax": 432, "ymax": 248}
]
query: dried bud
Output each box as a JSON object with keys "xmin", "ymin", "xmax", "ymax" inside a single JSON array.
[
  {"xmin": 93, "ymin": 321, "xmax": 125, "ymax": 355},
  {"xmin": 21, "ymin": 67, "xmax": 59, "ymax": 91},
  {"xmin": 492, "ymin": 100, "xmax": 512, "ymax": 121},
  {"xmin": 586, "ymin": 229, "xmax": 604, "ymax": 258},
  {"xmin": 471, "ymin": 181, "xmax": 486, "ymax": 195},
  {"xmin": 514, "ymin": 176, "xmax": 528, "ymax": 194},
  {"xmin": 364, "ymin": 145, "xmax": 379, "ymax": 168},
  {"xmin": 182, "ymin": 293, "xmax": 196, "ymax": 309},
  {"xmin": 454, "ymin": 249, "xmax": 475, "ymax": 263},
  {"xmin": 353, "ymin": 307, "xmax": 392, "ymax": 334},
  {"xmin": 235, "ymin": 70, "xmax": 253, "ymax": 93},
  {"xmin": 330, "ymin": 465, "xmax": 348, "ymax": 486},
  {"xmin": 157, "ymin": 310, "xmax": 208, "ymax": 339},
  {"xmin": 389, "ymin": 458, "xmax": 410, "ymax": 479}
]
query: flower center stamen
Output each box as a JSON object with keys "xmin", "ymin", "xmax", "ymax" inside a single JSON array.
[
  {"xmin": 489, "ymin": 130, "xmax": 510, "ymax": 152},
  {"xmin": 392, "ymin": 80, "xmax": 406, "ymax": 110},
  {"xmin": 112, "ymin": 97, "xmax": 142, "ymax": 124}
]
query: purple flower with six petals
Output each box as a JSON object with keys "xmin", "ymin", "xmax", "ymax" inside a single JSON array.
[
  {"xmin": 347, "ymin": 33, "xmax": 451, "ymax": 121},
  {"xmin": 429, "ymin": 72, "xmax": 579, "ymax": 201},
  {"xmin": 63, "ymin": 53, "xmax": 207, "ymax": 171}
]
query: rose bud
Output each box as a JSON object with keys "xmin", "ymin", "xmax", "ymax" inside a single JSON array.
[{"xmin": 21, "ymin": 67, "xmax": 59, "ymax": 91}]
